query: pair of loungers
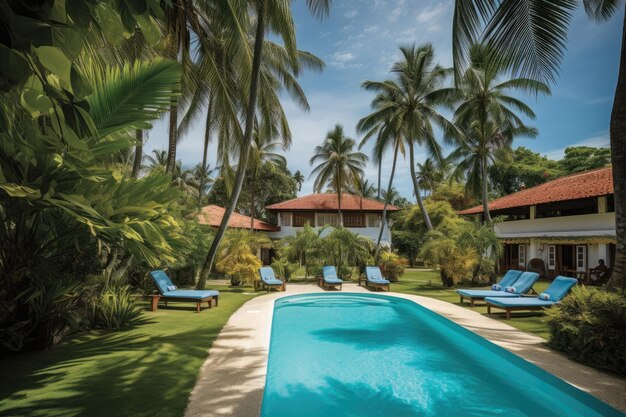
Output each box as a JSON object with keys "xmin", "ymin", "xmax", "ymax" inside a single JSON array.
[
  {"xmin": 149, "ymin": 270, "xmax": 219, "ymax": 313},
  {"xmin": 320, "ymin": 265, "xmax": 391, "ymax": 291},
  {"xmin": 457, "ymin": 270, "xmax": 577, "ymax": 319}
]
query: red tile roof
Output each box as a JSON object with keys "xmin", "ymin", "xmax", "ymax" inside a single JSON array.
[
  {"xmin": 458, "ymin": 167, "xmax": 613, "ymax": 215},
  {"xmin": 265, "ymin": 193, "xmax": 399, "ymax": 212},
  {"xmin": 198, "ymin": 205, "xmax": 279, "ymax": 231}
]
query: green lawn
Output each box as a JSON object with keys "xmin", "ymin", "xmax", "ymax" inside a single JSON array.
[
  {"xmin": 392, "ymin": 268, "xmax": 551, "ymax": 340},
  {"xmin": 0, "ymin": 287, "xmax": 258, "ymax": 417}
]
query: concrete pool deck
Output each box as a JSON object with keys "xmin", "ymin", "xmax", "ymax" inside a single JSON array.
[{"xmin": 184, "ymin": 283, "xmax": 626, "ymax": 417}]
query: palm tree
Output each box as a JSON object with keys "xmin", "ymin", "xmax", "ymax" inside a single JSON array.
[
  {"xmin": 452, "ymin": 0, "xmax": 625, "ymax": 288},
  {"xmin": 381, "ymin": 187, "xmax": 401, "ymax": 206},
  {"xmin": 310, "ymin": 124, "xmax": 368, "ymax": 224},
  {"xmin": 359, "ymin": 44, "xmax": 459, "ymax": 232},
  {"xmin": 146, "ymin": 149, "xmax": 168, "ymax": 170},
  {"xmin": 356, "ymin": 179, "xmax": 378, "ymax": 199},
  {"xmin": 357, "ymin": 113, "xmax": 404, "ymax": 259},
  {"xmin": 192, "ymin": 163, "xmax": 215, "ymax": 206},
  {"xmin": 248, "ymin": 122, "xmax": 287, "ymax": 229},
  {"xmin": 451, "ymin": 43, "xmax": 549, "ymax": 223},
  {"xmin": 415, "ymin": 157, "xmax": 444, "ymax": 195},
  {"xmin": 293, "ymin": 170, "xmax": 305, "ymax": 191},
  {"xmin": 197, "ymin": 0, "xmax": 332, "ymax": 289}
]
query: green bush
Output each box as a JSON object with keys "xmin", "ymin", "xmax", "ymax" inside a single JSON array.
[
  {"xmin": 271, "ymin": 258, "xmax": 299, "ymax": 282},
  {"xmin": 379, "ymin": 252, "xmax": 406, "ymax": 282},
  {"xmin": 545, "ymin": 287, "xmax": 626, "ymax": 376},
  {"xmin": 92, "ymin": 286, "xmax": 142, "ymax": 331}
]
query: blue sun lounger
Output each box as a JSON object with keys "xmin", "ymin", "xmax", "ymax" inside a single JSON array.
[
  {"xmin": 457, "ymin": 271, "xmax": 539, "ymax": 307},
  {"xmin": 485, "ymin": 276, "xmax": 578, "ymax": 319},
  {"xmin": 319, "ymin": 266, "xmax": 343, "ymax": 290},
  {"xmin": 150, "ymin": 270, "xmax": 219, "ymax": 313},
  {"xmin": 257, "ymin": 267, "xmax": 285, "ymax": 292},
  {"xmin": 360, "ymin": 266, "xmax": 390, "ymax": 291}
]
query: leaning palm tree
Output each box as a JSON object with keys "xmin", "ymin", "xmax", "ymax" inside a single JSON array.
[
  {"xmin": 452, "ymin": 0, "xmax": 625, "ymax": 288},
  {"xmin": 310, "ymin": 124, "xmax": 368, "ymax": 224},
  {"xmin": 197, "ymin": 0, "xmax": 332, "ymax": 289},
  {"xmin": 359, "ymin": 44, "xmax": 460, "ymax": 231},
  {"xmin": 452, "ymin": 43, "xmax": 549, "ymax": 223},
  {"xmin": 293, "ymin": 170, "xmax": 305, "ymax": 191}
]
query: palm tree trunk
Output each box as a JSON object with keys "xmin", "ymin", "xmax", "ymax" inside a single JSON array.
[
  {"xmin": 197, "ymin": 1, "xmax": 266, "ymax": 289},
  {"xmin": 198, "ymin": 96, "xmax": 213, "ymax": 207},
  {"xmin": 377, "ymin": 162, "xmax": 381, "ymax": 200},
  {"xmin": 408, "ymin": 141, "xmax": 433, "ymax": 231},
  {"xmin": 607, "ymin": 7, "xmax": 626, "ymax": 290},
  {"xmin": 250, "ymin": 167, "xmax": 257, "ymax": 231},
  {"xmin": 374, "ymin": 140, "xmax": 400, "ymax": 261},
  {"xmin": 481, "ymin": 154, "xmax": 493, "ymax": 224},
  {"xmin": 131, "ymin": 129, "xmax": 143, "ymax": 179},
  {"xmin": 166, "ymin": 104, "xmax": 178, "ymax": 174}
]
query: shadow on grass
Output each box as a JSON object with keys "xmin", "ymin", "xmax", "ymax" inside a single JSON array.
[{"xmin": 0, "ymin": 292, "xmax": 256, "ymax": 417}]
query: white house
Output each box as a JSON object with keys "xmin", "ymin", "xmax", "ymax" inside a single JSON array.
[
  {"xmin": 458, "ymin": 167, "xmax": 616, "ymax": 281},
  {"xmin": 265, "ymin": 193, "xmax": 397, "ymax": 243}
]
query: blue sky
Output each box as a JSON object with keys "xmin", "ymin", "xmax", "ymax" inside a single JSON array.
[{"xmin": 147, "ymin": 0, "xmax": 623, "ymax": 199}]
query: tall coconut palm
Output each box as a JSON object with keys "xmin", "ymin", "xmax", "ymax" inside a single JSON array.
[
  {"xmin": 452, "ymin": 43, "xmax": 549, "ymax": 223},
  {"xmin": 452, "ymin": 0, "xmax": 625, "ymax": 289},
  {"xmin": 248, "ymin": 122, "xmax": 287, "ymax": 229},
  {"xmin": 357, "ymin": 109, "xmax": 404, "ymax": 258},
  {"xmin": 294, "ymin": 170, "xmax": 305, "ymax": 191},
  {"xmin": 310, "ymin": 124, "xmax": 368, "ymax": 224},
  {"xmin": 359, "ymin": 44, "xmax": 460, "ymax": 232},
  {"xmin": 355, "ymin": 179, "xmax": 378, "ymax": 199},
  {"xmin": 197, "ymin": 0, "xmax": 332, "ymax": 289}
]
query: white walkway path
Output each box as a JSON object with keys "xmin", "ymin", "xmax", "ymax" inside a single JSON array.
[{"xmin": 184, "ymin": 283, "xmax": 626, "ymax": 417}]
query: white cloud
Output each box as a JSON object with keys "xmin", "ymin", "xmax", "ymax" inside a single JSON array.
[
  {"xmin": 329, "ymin": 50, "xmax": 360, "ymax": 69},
  {"xmin": 416, "ymin": 3, "xmax": 448, "ymax": 23}
]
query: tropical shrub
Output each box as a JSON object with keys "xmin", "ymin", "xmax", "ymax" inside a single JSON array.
[
  {"xmin": 215, "ymin": 230, "xmax": 270, "ymax": 286},
  {"xmin": 379, "ymin": 252, "xmax": 406, "ymax": 282},
  {"xmin": 92, "ymin": 285, "xmax": 142, "ymax": 331},
  {"xmin": 279, "ymin": 224, "xmax": 324, "ymax": 278},
  {"xmin": 545, "ymin": 287, "xmax": 626, "ymax": 376},
  {"xmin": 271, "ymin": 258, "xmax": 299, "ymax": 282},
  {"xmin": 320, "ymin": 227, "xmax": 372, "ymax": 279}
]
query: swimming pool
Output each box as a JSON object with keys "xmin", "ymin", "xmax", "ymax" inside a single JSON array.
[{"xmin": 260, "ymin": 293, "xmax": 623, "ymax": 417}]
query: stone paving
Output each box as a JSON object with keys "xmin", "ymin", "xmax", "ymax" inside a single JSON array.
[{"xmin": 184, "ymin": 283, "xmax": 626, "ymax": 417}]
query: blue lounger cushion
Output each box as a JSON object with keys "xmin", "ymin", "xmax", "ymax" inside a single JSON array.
[
  {"xmin": 322, "ymin": 266, "xmax": 343, "ymax": 283},
  {"xmin": 485, "ymin": 276, "xmax": 578, "ymax": 308},
  {"xmin": 259, "ymin": 267, "xmax": 283, "ymax": 285},
  {"xmin": 457, "ymin": 289, "xmax": 522, "ymax": 298},
  {"xmin": 457, "ymin": 271, "xmax": 540, "ymax": 299},
  {"xmin": 365, "ymin": 266, "xmax": 390, "ymax": 284},
  {"xmin": 163, "ymin": 289, "xmax": 219, "ymax": 299},
  {"xmin": 150, "ymin": 270, "xmax": 220, "ymax": 299},
  {"xmin": 150, "ymin": 270, "xmax": 176, "ymax": 295},
  {"xmin": 484, "ymin": 297, "xmax": 556, "ymax": 308},
  {"xmin": 458, "ymin": 270, "xmax": 522, "ymax": 297}
]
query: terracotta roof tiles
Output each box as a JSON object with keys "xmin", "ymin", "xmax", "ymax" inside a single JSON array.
[
  {"xmin": 198, "ymin": 205, "xmax": 279, "ymax": 231},
  {"xmin": 458, "ymin": 167, "xmax": 613, "ymax": 215},
  {"xmin": 265, "ymin": 193, "xmax": 398, "ymax": 212}
]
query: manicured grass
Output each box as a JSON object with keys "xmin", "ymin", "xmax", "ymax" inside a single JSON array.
[
  {"xmin": 393, "ymin": 268, "xmax": 551, "ymax": 340},
  {"xmin": 0, "ymin": 286, "xmax": 259, "ymax": 417}
]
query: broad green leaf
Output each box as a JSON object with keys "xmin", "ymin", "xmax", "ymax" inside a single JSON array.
[
  {"xmin": 135, "ymin": 13, "xmax": 160, "ymax": 46},
  {"xmin": 70, "ymin": 66, "xmax": 93, "ymax": 99},
  {"xmin": 95, "ymin": 3, "xmax": 125, "ymax": 45},
  {"xmin": 0, "ymin": 184, "xmax": 41, "ymax": 198},
  {"xmin": 0, "ymin": 45, "xmax": 30, "ymax": 90},
  {"xmin": 67, "ymin": 0, "xmax": 93, "ymax": 29},
  {"xmin": 20, "ymin": 87, "xmax": 54, "ymax": 117},
  {"xmin": 35, "ymin": 46, "xmax": 72, "ymax": 86}
]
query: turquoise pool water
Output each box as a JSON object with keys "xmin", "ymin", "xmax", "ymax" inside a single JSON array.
[{"xmin": 260, "ymin": 293, "xmax": 624, "ymax": 417}]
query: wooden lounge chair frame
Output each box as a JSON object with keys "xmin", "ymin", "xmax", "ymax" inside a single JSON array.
[
  {"xmin": 318, "ymin": 275, "xmax": 343, "ymax": 290},
  {"xmin": 358, "ymin": 275, "xmax": 390, "ymax": 292},
  {"xmin": 149, "ymin": 293, "xmax": 218, "ymax": 313},
  {"xmin": 254, "ymin": 279, "xmax": 286, "ymax": 292},
  {"xmin": 486, "ymin": 302, "xmax": 544, "ymax": 320}
]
